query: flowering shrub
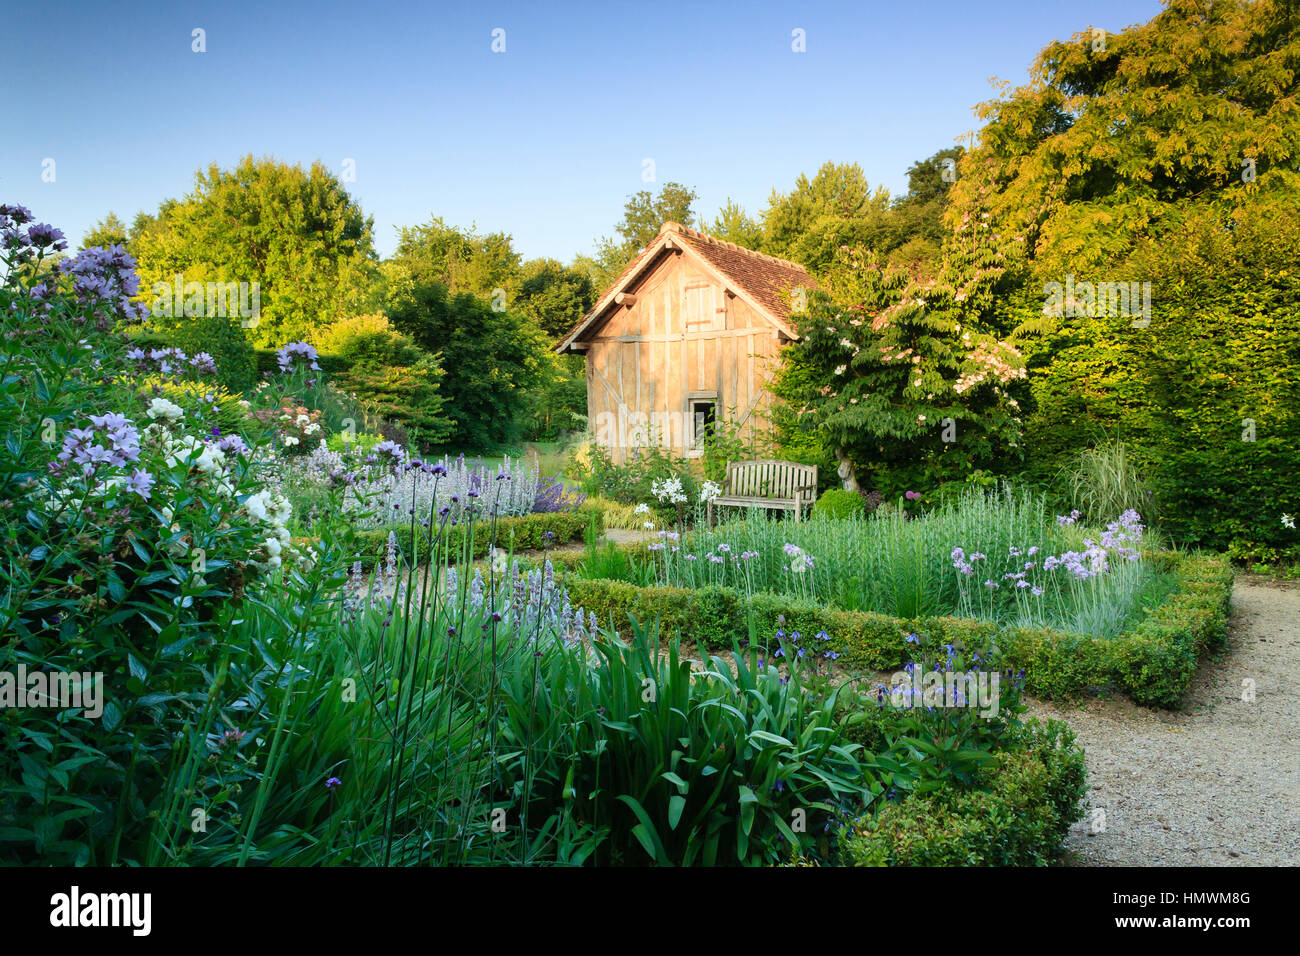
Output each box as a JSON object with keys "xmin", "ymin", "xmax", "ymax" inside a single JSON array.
[
  {"xmin": 773, "ymin": 244, "xmax": 1026, "ymax": 498},
  {"xmin": 0, "ymin": 207, "xmax": 352, "ymax": 864},
  {"xmin": 585, "ymin": 441, "xmax": 699, "ymax": 506},
  {"xmin": 252, "ymin": 402, "xmax": 324, "ymax": 454},
  {"xmin": 533, "ymin": 475, "xmax": 586, "ymax": 513},
  {"xmin": 126, "ymin": 345, "xmax": 216, "ymax": 381}
]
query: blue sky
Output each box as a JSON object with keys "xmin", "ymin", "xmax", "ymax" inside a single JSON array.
[{"xmin": 4, "ymin": 0, "xmax": 1164, "ymax": 262}]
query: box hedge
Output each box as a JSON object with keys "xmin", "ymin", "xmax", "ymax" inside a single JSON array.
[
  {"xmin": 351, "ymin": 509, "xmax": 597, "ymax": 563},
  {"xmin": 563, "ymin": 550, "xmax": 1233, "ymax": 708},
  {"xmin": 840, "ymin": 719, "xmax": 1087, "ymax": 866}
]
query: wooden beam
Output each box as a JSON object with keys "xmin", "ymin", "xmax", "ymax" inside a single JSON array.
[{"xmin": 614, "ymin": 292, "xmax": 637, "ymax": 307}]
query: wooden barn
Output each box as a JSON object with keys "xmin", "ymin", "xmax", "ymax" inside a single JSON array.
[{"xmin": 556, "ymin": 222, "xmax": 812, "ymax": 462}]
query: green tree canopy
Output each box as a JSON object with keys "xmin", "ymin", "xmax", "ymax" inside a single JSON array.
[
  {"xmin": 944, "ymin": 0, "xmax": 1300, "ymax": 554},
  {"xmin": 588, "ymin": 182, "xmax": 698, "ymax": 289},
  {"xmin": 388, "ymin": 216, "xmax": 521, "ymax": 300},
  {"xmin": 707, "ymin": 199, "xmax": 765, "ymax": 249},
  {"xmin": 882, "ymin": 147, "xmax": 967, "ymax": 278},
  {"xmin": 81, "ymin": 212, "xmax": 128, "ymax": 251},
  {"xmin": 515, "ymin": 257, "xmax": 597, "ymax": 339},
  {"xmin": 760, "ymin": 162, "xmax": 893, "ymax": 272},
  {"xmin": 131, "ymin": 155, "xmax": 377, "ymax": 347},
  {"xmin": 317, "ymin": 313, "xmax": 452, "ymax": 444},
  {"xmin": 385, "ymin": 282, "xmax": 549, "ymax": 450}
]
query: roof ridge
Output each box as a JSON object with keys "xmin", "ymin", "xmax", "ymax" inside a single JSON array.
[{"xmin": 663, "ymin": 221, "xmax": 807, "ymax": 273}]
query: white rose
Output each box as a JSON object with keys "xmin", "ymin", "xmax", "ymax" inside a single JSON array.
[
  {"xmin": 244, "ymin": 491, "xmax": 270, "ymax": 522},
  {"xmin": 147, "ymin": 397, "xmax": 184, "ymax": 422}
]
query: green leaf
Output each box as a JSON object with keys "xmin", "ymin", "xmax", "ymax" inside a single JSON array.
[
  {"xmin": 660, "ymin": 771, "xmax": 689, "ymax": 793},
  {"xmin": 668, "ymin": 795, "xmax": 686, "ymax": 830}
]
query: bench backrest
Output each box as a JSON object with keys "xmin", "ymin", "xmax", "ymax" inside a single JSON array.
[{"xmin": 724, "ymin": 460, "xmax": 818, "ymax": 499}]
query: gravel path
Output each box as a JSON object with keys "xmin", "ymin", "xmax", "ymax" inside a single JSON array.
[{"xmin": 1027, "ymin": 579, "xmax": 1300, "ymax": 866}]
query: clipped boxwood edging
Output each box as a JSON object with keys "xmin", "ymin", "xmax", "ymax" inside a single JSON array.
[
  {"xmin": 562, "ymin": 550, "xmax": 1233, "ymax": 708},
  {"xmin": 351, "ymin": 509, "xmax": 598, "ymax": 563},
  {"xmin": 840, "ymin": 719, "xmax": 1088, "ymax": 866}
]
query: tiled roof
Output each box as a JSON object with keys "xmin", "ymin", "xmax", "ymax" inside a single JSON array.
[
  {"xmin": 556, "ymin": 222, "xmax": 815, "ymax": 351},
  {"xmin": 668, "ymin": 223, "xmax": 813, "ymax": 325}
]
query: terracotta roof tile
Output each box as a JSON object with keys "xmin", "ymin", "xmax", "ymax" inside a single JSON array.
[
  {"xmin": 668, "ymin": 223, "xmax": 814, "ymax": 325},
  {"xmin": 556, "ymin": 222, "xmax": 814, "ymax": 351}
]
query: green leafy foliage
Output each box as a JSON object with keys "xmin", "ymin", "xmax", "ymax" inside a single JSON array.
[
  {"xmin": 385, "ymin": 281, "xmax": 549, "ymax": 450},
  {"xmin": 841, "ymin": 719, "xmax": 1086, "ymax": 866},
  {"xmin": 131, "ymin": 155, "xmax": 378, "ymax": 347},
  {"xmin": 140, "ymin": 313, "xmax": 258, "ymax": 393},
  {"xmin": 316, "ymin": 314, "xmax": 451, "ymax": 444},
  {"xmin": 497, "ymin": 621, "xmax": 870, "ymax": 865},
  {"xmin": 813, "ymin": 488, "xmax": 866, "ymax": 520},
  {"xmin": 773, "ymin": 245, "xmax": 1026, "ymax": 499},
  {"xmin": 566, "ymin": 548, "xmax": 1233, "ymax": 708},
  {"xmin": 946, "ymin": 0, "xmax": 1300, "ymax": 555}
]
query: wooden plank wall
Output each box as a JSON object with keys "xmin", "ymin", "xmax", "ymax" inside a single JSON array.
[{"xmin": 586, "ymin": 251, "xmax": 782, "ymax": 463}]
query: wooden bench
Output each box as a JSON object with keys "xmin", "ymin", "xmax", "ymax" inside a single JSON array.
[{"xmin": 706, "ymin": 460, "xmax": 818, "ymax": 524}]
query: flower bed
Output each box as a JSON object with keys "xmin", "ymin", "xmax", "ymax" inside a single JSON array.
[
  {"xmin": 617, "ymin": 492, "xmax": 1167, "ymax": 638},
  {"xmin": 564, "ymin": 550, "xmax": 1233, "ymax": 707}
]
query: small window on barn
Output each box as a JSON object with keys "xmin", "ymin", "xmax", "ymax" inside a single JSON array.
[
  {"xmin": 683, "ymin": 283, "xmax": 723, "ymax": 332},
  {"xmin": 688, "ymin": 397, "xmax": 716, "ymax": 453}
]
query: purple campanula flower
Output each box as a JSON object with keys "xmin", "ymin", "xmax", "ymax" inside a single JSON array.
[{"xmin": 127, "ymin": 469, "xmax": 154, "ymax": 500}]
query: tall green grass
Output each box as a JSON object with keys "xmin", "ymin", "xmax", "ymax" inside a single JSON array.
[{"xmin": 615, "ymin": 487, "xmax": 1158, "ymax": 637}]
